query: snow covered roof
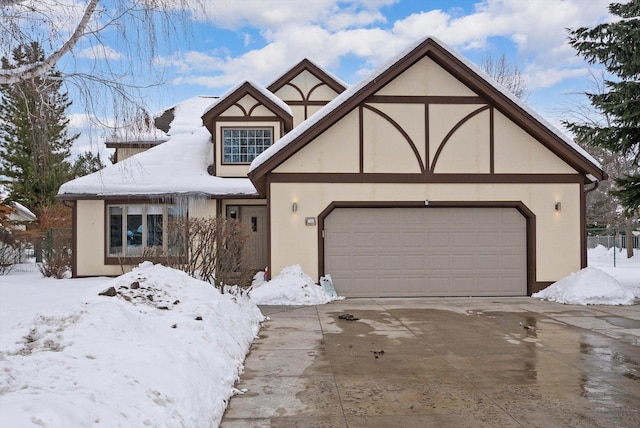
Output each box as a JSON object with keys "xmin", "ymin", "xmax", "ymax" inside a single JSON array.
[
  {"xmin": 0, "ymin": 185, "xmax": 37, "ymax": 222},
  {"xmin": 57, "ymin": 128, "xmax": 258, "ymax": 199},
  {"xmin": 249, "ymin": 36, "xmax": 606, "ymax": 191},
  {"xmin": 155, "ymin": 95, "xmax": 220, "ymax": 136},
  {"xmin": 202, "ymin": 80, "xmax": 292, "ymax": 118}
]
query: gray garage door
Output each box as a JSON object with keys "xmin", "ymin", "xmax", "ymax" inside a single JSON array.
[{"xmin": 324, "ymin": 207, "xmax": 526, "ymax": 297}]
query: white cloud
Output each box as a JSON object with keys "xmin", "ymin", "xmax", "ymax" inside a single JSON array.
[{"xmin": 164, "ymin": 0, "xmax": 613, "ymax": 94}]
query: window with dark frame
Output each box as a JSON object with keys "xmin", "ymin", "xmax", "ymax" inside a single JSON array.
[
  {"xmin": 222, "ymin": 128, "xmax": 272, "ymax": 164},
  {"xmin": 107, "ymin": 203, "xmax": 185, "ymax": 257}
]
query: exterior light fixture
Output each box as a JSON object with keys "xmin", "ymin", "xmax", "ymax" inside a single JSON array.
[
  {"xmin": 292, "ymin": 202, "xmax": 298, "ymax": 212},
  {"xmin": 555, "ymin": 202, "xmax": 561, "ymax": 211}
]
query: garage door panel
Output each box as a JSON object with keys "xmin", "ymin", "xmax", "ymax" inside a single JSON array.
[{"xmin": 325, "ymin": 207, "xmax": 526, "ymax": 297}]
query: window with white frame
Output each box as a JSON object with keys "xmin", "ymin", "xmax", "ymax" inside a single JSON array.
[
  {"xmin": 222, "ymin": 128, "xmax": 273, "ymax": 164},
  {"xmin": 107, "ymin": 203, "xmax": 185, "ymax": 257}
]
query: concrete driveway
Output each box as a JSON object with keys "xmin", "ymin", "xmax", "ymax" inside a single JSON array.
[{"xmin": 221, "ymin": 298, "xmax": 640, "ymax": 427}]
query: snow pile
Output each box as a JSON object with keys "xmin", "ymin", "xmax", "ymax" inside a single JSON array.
[
  {"xmin": 533, "ymin": 267, "xmax": 636, "ymax": 306},
  {"xmin": 0, "ymin": 262, "xmax": 264, "ymax": 428},
  {"xmin": 588, "ymin": 244, "xmax": 639, "ymax": 267},
  {"xmin": 249, "ymin": 265, "xmax": 342, "ymax": 305}
]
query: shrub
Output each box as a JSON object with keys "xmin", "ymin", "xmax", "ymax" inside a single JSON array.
[{"xmin": 159, "ymin": 216, "xmax": 254, "ymax": 289}]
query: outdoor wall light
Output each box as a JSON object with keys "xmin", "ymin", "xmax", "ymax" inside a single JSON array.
[
  {"xmin": 292, "ymin": 202, "xmax": 298, "ymax": 213},
  {"xmin": 555, "ymin": 202, "xmax": 562, "ymax": 211}
]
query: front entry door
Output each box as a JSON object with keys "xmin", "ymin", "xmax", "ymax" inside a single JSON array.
[{"xmin": 230, "ymin": 206, "xmax": 267, "ymax": 271}]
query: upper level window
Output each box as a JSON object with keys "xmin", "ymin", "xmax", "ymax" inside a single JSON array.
[{"xmin": 222, "ymin": 128, "xmax": 272, "ymax": 164}]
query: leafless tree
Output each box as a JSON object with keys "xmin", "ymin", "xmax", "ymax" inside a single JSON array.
[
  {"xmin": 557, "ymin": 68, "xmax": 639, "ymax": 258},
  {"xmin": 1, "ymin": 0, "xmax": 205, "ymax": 127},
  {"xmin": 480, "ymin": 53, "xmax": 528, "ymax": 100}
]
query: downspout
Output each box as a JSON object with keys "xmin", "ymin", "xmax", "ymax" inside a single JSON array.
[{"xmin": 584, "ymin": 179, "xmax": 599, "ymax": 193}]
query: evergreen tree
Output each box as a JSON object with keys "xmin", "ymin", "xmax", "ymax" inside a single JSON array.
[
  {"xmin": 565, "ymin": 0, "xmax": 640, "ymax": 215},
  {"xmin": 70, "ymin": 152, "xmax": 105, "ymax": 178},
  {"xmin": 0, "ymin": 42, "xmax": 79, "ymax": 213}
]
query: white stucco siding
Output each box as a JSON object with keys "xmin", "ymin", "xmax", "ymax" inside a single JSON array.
[
  {"xmin": 75, "ymin": 200, "xmax": 122, "ymax": 277},
  {"xmin": 376, "ymin": 57, "xmax": 477, "ymax": 97},
  {"xmin": 494, "ymin": 111, "xmax": 578, "ymax": 174},
  {"xmin": 272, "ymin": 110, "xmax": 360, "ymax": 173},
  {"xmin": 269, "ymin": 182, "xmax": 582, "ymax": 284},
  {"xmin": 74, "ymin": 199, "xmax": 217, "ymax": 277}
]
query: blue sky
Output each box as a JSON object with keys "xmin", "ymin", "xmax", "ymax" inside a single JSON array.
[{"xmin": 49, "ymin": 0, "xmax": 615, "ymax": 156}]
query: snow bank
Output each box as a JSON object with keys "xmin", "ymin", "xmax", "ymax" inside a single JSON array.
[
  {"xmin": 0, "ymin": 262, "xmax": 263, "ymax": 428},
  {"xmin": 588, "ymin": 244, "xmax": 639, "ymax": 267},
  {"xmin": 533, "ymin": 267, "xmax": 636, "ymax": 306},
  {"xmin": 249, "ymin": 265, "xmax": 342, "ymax": 305}
]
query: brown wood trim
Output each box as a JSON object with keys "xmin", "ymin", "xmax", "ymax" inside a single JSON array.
[
  {"xmin": 424, "ymin": 48, "xmax": 605, "ymax": 180},
  {"xmin": 425, "ymin": 104, "xmax": 429, "ymax": 170},
  {"xmin": 490, "ymin": 106, "xmax": 495, "ymax": 174},
  {"xmin": 202, "ymin": 82, "xmax": 293, "ymax": 136},
  {"xmin": 233, "ymin": 102, "xmax": 248, "ymax": 116},
  {"xmin": 212, "ymin": 116, "xmax": 285, "ymax": 122},
  {"xmin": 581, "ymin": 184, "xmax": 587, "ymax": 268},
  {"xmin": 280, "ymin": 100, "xmax": 330, "ymax": 106},
  {"xmin": 220, "ymin": 126, "xmax": 276, "ymax": 166},
  {"xmin": 367, "ymin": 95, "xmax": 486, "ymax": 104},
  {"xmin": 317, "ymin": 200, "xmax": 537, "ymax": 296},
  {"xmin": 266, "ymin": 176, "xmax": 272, "ymax": 280},
  {"xmin": 532, "ymin": 281, "xmax": 553, "ymax": 294},
  {"xmin": 249, "ymin": 38, "xmax": 606, "ymax": 194},
  {"xmin": 363, "ymin": 104, "xmax": 425, "ymax": 173},
  {"xmin": 284, "ymin": 82, "xmax": 305, "ymax": 101},
  {"xmin": 307, "ymin": 82, "xmax": 326, "ymax": 100},
  {"xmin": 430, "ymin": 105, "xmax": 490, "ymax": 173},
  {"xmin": 359, "ymin": 105, "xmax": 364, "ymax": 174},
  {"xmin": 71, "ymin": 201, "xmax": 77, "ymax": 278},
  {"xmin": 267, "ymin": 58, "xmax": 347, "ymax": 95},
  {"xmin": 268, "ymin": 172, "xmax": 584, "ymax": 184}
]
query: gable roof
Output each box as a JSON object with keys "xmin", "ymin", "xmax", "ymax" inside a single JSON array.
[
  {"xmin": 248, "ymin": 36, "xmax": 606, "ymax": 195},
  {"xmin": 201, "ymin": 80, "xmax": 293, "ymax": 136},
  {"xmin": 267, "ymin": 58, "xmax": 348, "ymax": 96}
]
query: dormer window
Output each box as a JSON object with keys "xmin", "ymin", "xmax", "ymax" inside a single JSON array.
[{"xmin": 222, "ymin": 127, "xmax": 273, "ymax": 164}]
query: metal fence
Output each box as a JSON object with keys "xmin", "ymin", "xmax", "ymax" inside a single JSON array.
[{"xmin": 587, "ymin": 228, "xmax": 640, "ymax": 250}]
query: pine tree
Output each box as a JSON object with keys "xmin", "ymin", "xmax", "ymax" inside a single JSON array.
[
  {"xmin": 0, "ymin": 42, "xmax": 79, "ymax": 213},
  {"xmin": 565, "ymin": 0, "xmax": 640, "ymax": 215}
]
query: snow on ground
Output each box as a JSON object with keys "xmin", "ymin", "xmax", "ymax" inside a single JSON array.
[
  {"xmin": 0, "ymin": 262, "xmax": 263, "ymax": 428},
  {"xmin": 249, "ymin": 264, "xmax": 343, "ymax": 305},
  {"xmin": 533, "ymin": 245, "xmax": 640, "ymax": 305}
]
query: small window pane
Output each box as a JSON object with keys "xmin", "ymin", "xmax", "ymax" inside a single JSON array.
[
  {"xmin": 126, "ymin": 206, "xmax": 143, "ymax": 255},
  {"xmin": 222, "ymin": 128, "xmax": 273, "ymax": 164},
  {"xmin": 146, "ymin": 205, "xmax": 163, "ymax": 247},
  {"xmin": 108, "ymin": 206, "xmax": 123, "ymax": 256}
]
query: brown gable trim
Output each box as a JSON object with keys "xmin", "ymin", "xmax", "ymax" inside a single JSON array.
[
  {"xmin": 250, "ymin": 38, "xmax": 606, "ymax": 193},
  {"xmin": 430, "ymin": 105, "xmax": 490, "ymax": 173},
  {"xmin": 202, "ymin": 82, "xmax": 293, "ymax": 136},
  {"xmin": 267, "ymin": 58, "xmax": 347, "ymax": 95},
  {"xmin": 283, "ymin": 100, "xmax": 331, "ymax": 106},
  {"xmin": 363, "ymin": 104, "xmax": 425, "ymax": 173},
  {"xmin": 268, "ymin": 172, "xmax": 585, "ymax": 184},
  {"xmin": 423, "ymin": 47, "xmax": 606, "ymax": 181},
  {"xmin": 367, "ymin": 95, "xmax": 486, "ymax": 104},
  {"xmin": 316, "ymin": 200, "xmax": 537, "ymax": 296}
]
